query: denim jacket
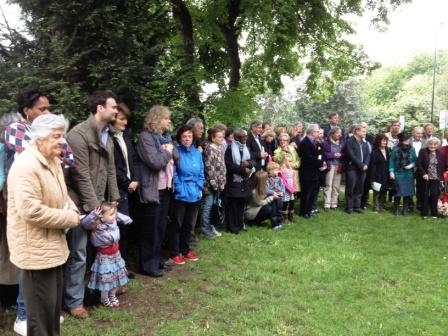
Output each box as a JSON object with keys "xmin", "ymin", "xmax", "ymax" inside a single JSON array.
[{"xmin": 173, "ymin": 145, "xmax": 205, "ymax": 202}]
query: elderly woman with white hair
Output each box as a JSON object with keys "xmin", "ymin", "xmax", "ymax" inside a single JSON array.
[
  {"xmin": 298, "ymin": 124, "xmax": 326, "ymax": 218},
  {"xmin": 417, "ymin": 137, "xmax": 446, "ymax": 218},
  {"xmin": 7, "ymin": 114, "xmax": 79, "ymax": 336}
]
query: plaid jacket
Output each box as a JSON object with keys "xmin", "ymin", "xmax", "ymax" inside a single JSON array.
[
  {"xmin": 203, "ymin": 142, "xmax": 226, "ymax": 193},
  {"xmin": 4, "ymin": 122, "xmax": 75, "ymax": 171}
]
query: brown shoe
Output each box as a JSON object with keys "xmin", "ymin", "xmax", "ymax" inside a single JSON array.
[
  {"xmin": 69, "ymin": 306, "xmax": 89, "ymax": 319},
  {"xmin": 116, "ymin": 286, "xmax": 128, "ymax": 296}
]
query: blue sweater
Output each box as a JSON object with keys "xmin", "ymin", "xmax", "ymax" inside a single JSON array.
[{"xmin": 173, "ymin": 145, "xmax": 205, "ymax": 202}]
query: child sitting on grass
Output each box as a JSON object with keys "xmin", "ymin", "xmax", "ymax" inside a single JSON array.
[
  {"xmin": 244, "ymin": 170, "xmax": 283, "ymax": 230},
  {"xmin": 279, "ymin": 154, "xmax": 297, "ymax": 221},
  {"xmin": 81, "ymin": 202, "xmax": 129, "ymax": 308}
]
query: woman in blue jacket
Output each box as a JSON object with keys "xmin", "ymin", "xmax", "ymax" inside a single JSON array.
[{"xmin": 169, "ymin": 125, "xmax": 205, "ymax": 265}]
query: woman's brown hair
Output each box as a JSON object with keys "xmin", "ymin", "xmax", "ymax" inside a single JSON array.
[
  {"xmin": 254, "ymin": 170, "xmax": 268, "ymax": 198},
  {"xmin": 143, "ymin": 105, "xmax": 170, "ymax": 134}
]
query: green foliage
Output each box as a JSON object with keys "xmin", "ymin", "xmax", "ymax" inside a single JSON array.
[
  {"xmin": 362, "ymin": 51, "xmax": 448, "ymax": 133},
  {"xmin": 1, "ymin": 0, "xmax": 411, "ymax": 129},
  {"xmin": 255, "ymin": 93, "xmax": 300, "ymax": 126},
  {"xmin": 4, "ymin": 0, "xmax": 176, "ymax": 126},
  {"xmin": 255, "ymin": 79, "xmax": 367, "ymax": 131},
  {"xmin": 203, "ymin": 88, "xmax": 257, "ymax": 128},
  {"xmin": 257, "ymin": 50, "xmax": 448, "ymax": 135}
]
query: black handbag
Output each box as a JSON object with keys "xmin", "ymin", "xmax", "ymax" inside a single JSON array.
[{"xmin": 210, "ymin": 192, "xmax": 225, "ymax": 228}]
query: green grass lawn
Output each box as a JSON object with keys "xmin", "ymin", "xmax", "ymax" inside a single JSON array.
[{"xmin": 2, "ymin": 205, "xmax": 448, "ymax": 335}]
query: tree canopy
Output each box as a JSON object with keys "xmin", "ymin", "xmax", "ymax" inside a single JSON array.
[
  {"xmin": 0, "ymin": 0, "xmax": 410, "ymax": 128},
  {"xmin": 255, "ymin": 51, "xmax": 448, "ymax": 135}
]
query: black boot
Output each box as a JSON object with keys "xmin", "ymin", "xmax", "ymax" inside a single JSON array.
[
  {"xmin": 403, "ymin": 197, "xmax": 410, "ymax": 216},
  {"xmin": 394, "ymin": 197, "xmax": 400, "ymax": 216},
  {"xmin": 288, "ymin": 211, "xmax": 294, "ymax": 222}
]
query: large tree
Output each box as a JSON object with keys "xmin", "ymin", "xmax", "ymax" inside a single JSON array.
[{"xmin": 1, "ymin": 0, "xmax": 411, "ymax": 126}]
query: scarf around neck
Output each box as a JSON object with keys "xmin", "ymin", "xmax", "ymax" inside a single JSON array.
[
  {"xmin": 153, "ymin": 132, "xmax": 172, "ymax": 147},
  {"xmin": 231, "ymin": 140, "xmax": 250, "ymax": 165}
]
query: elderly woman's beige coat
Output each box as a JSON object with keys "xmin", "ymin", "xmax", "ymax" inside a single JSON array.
[{"xmin": 7, "ymin": 145, "xmax": 79, "ymax": 270}]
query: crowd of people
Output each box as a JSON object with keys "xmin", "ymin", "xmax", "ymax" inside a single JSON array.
[{"xmin": 0, "ymin": 88, "xmax": 447, "ymax": 336}]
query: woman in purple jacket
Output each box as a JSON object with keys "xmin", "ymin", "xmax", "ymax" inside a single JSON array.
[{"xmin": 323, "ymin": 127, "xmax": 345, "ymax": 211}]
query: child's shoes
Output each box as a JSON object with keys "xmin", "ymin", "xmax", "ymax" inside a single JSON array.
[
  {"xmin": 102, "ymin": 296, "xmax": 120, "ymax": 308},
  {"xmin": 108, "ymin": 295, "xmax": 120, "ymax": 308}
]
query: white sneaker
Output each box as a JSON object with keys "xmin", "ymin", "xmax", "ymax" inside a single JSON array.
[
  {"xmin": 212, "ymin": 229, "xmax": 222, "ymax": 237},
  {"xmin": 13, "ymin": 318, "xmax": 26, "ymax": 336},
  {"xmin": 13, "ymin": 315, "xmax": 64, "ymax": 335}
]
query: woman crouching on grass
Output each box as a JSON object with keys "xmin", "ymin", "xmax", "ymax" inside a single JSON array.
[{"xmin": 244, "ymin": 170, "xmax": 283, "ymax": 230}]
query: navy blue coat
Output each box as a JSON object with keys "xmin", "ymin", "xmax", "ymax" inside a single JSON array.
[
  {"xmin": 298, "ymin": 136, "xmax": 324, "ymax": 181},
  {"xmin": 345, "ymin": 136, "xmax": 371, "ymax": 171}
]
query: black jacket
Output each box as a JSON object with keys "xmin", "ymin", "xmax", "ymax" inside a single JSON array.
[
  {"xmin": 298, "ymin": 136, "xmax": 324, "ymax": 181},
  {"xmin": 369, "ymin": 148, "xmax": 390, "ymax": 186},
  {"xmin": 417, "ymin": 148, "xmax": 446, "ymax": 180},
  {"xmin": 113, "ymin": 129, "xmax": 141, "ymax": 195},
  {"xmin": 262, "ymin": 138, "xmax": 277, "ymax": 158},
  {"xmin": 224, "ymin": 146, "xmax": 253, "ymax": 198},
  {"xmin": 246, "ymin": 132, "xmax": 264, "ymax": 171},
  {"xmin": 345, "ymin": 136, "xmax": 371, "ymax": 171}
]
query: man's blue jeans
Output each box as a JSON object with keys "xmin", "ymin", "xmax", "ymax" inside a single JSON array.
[
  {"xmin": 64, "ymin": 225, "xmax": 88, "ymax": 309},
  {"xmin": 16, "ymin": 271, "xmax": 26, "ymax": 320},
  {"xmin": 201, "ymin": 193, "xmax": 218, "ymax": 236}
]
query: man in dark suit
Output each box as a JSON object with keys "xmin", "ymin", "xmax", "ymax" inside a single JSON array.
[
  {"xmin": 246, "ymin": 120, "xmax": 268, "ymax": 171},
  {"xmin": 323, "ymin": 112, "xmax": 345, "ymax": 139},
  {"xmin": 345, "ymin": 124, "xmax": 371, "ymax": 213},
  {"xmin": 298, "ymin": 124, "xmax": 326, "ymax": 218}
]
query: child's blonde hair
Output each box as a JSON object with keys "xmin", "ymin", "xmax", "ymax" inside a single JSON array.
[
  {"xmin": 254, "ymin": 170, "xmax": 268, "ymax": 198},
  {"xmin": 101, "ymin": 201, "xmax": 117, "ymax": 215},
  {"xmin": 266, "ymin": 161, "xmax": 280, "ymax": 174},
  {"xmin": 282, "ymin": 154, "xmax": 293, "ymax": 166}
]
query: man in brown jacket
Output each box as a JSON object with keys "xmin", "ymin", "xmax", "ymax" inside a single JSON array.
[{"xmin": 64, "ymin": 91, "xmax": 120, "ymax": 318}]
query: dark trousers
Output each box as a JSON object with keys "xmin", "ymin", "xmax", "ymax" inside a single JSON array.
[
  {"xmin": 117, "ymin": 190, "xmax": 130, "ymax": 215},
  {"xmin": 415, "ymin": 174, "xmax": 425, "ymax": 209},
  {"xmin": 169, "ymin": 200, "xmax": 199, "ymax": 256},
  {"xmin": 253, "ymin": 204, "xmax": 273, "ymax": 226},
  {"xmin": 117, "ymin": 224, "xmax": 130, "ymax": 261},
  {"xmin": 300, "ymin": 179, "xmax": 318, "ymax": 216},
  {"xmin": 23, "ymin": 265, "xmax": 63, "ymax": 336},
  {"xmin": 140, "ymin": 189, "xmax": 170, "ymax": 273},
  {"xmin": 226, "ymin": 197, "xmax": 246, "ymax": 233},
  {"xmin": 311, "ymin": 188, "xmax": 319, "ymax": 211},
  {"xmin": 361, "ymin": 173, "xmax": 371, "ymax": 207},
  {"xmin": 118, "ymin": 190, "xmax": 130, "ymax": 259},
  {"xmin": 282, "ymin": 200, "xmax": 295, "ymax": 212},
  {"xmin": 373, "ymin": 189, "xmax": 387, "ymax": 211},
  {"xmin": 422, "ymin": 180, "xmax": 441, "ymax": 217},
  {"xmin": 345, "ymin": 169, "xmax": 366, "ymax": 210},
  {"xmin": 252, "ymin": 201, "xmax": 281, "ymax": 228},
  {"xmin": 271, "ymin": 199, "xmax": 282, "ymax": 217}
]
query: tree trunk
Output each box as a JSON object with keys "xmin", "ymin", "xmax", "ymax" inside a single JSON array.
[
  {"xmin": 218, "ymin": 0, "xmax": 241, "ymax": 91},
  {"xmin": 171, "ymin": 0, "xmax": 201, "ymax": 115}
]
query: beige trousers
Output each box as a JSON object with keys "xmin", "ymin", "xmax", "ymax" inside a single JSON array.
[{"xmin": 324, "ymin": 164, "xmax": 342, "ymax": 208}]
